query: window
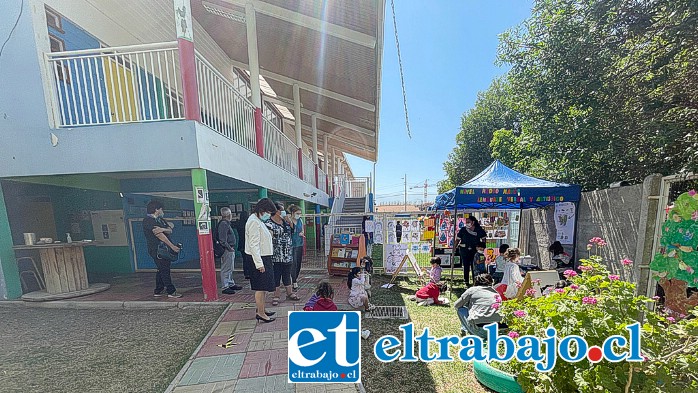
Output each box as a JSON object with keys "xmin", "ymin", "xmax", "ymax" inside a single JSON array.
[
  {"xmin": 49, "ymin": 34, "xmax": 69, "ymax": 83},
  {"xmin": 45, "ymin": 7, "xmax": 63, "ymax": 33}
]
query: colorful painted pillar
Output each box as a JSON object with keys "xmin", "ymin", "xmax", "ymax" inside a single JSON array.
[
  {"xmin": 191, "ymin": 169, "xmax": 218, "ymax": 301},
  {"xmin": 0, "ymin": 182, "xmax": 21, "ymax": 299},
  {"xmin": 174, "ymin": 0, "xmax": 200, "ymax": 122},
  {"xmin": 312, "ymin": 114, "xmax": 319, "ymax": 188},
  {"xmin": 245, "ymin": 3, "xmax": 264, "ymax": 158}
]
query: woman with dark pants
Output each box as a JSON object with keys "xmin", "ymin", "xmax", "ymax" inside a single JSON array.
[
  {"xmin": 454, "ymin": 216, "xmax": 487, "ymax": 286},
  {"xmin": 288, "ymin": 204, "xmax": 304, "ymax": 290},
  {"xmin": 245, "ymin": 198, "xmax": 277, "ymax": 323},
  {"xmin": 266, "ymin": 202, "xmax": 301, "ymax": 306}
]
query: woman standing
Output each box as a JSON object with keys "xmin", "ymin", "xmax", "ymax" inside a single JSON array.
[
  {"xmin": 245, "ymin": 198, "xmax": 277, "ymax": 323},
  {"xmin": 266, "ymin": 202, "xmax": 301, "ymax": 306},
  {"xmin": 454, "ymin": 216, "xmax": 487, "ymax": 286},
  {"xmin": 287, "ymin": 205, "xmax": 305, "ymax": 291}
]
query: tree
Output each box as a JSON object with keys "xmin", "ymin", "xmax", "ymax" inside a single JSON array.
[{"xmin": 497, "ymin": 0, "xmax": 698, "ymax": 189}]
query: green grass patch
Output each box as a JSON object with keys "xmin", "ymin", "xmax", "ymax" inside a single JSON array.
[{"xmin": 362, "ymin": 275, "xmax": 491, "ymax": 393}]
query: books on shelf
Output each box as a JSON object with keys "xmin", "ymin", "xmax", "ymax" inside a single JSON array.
[{"xmin": 350, "ymin": 250, "xmax": 359, "ymax": 258}]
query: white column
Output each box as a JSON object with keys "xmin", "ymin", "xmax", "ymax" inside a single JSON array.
[
  {"xmin": 323, "ymin": 135, "xmax": 329, "ymax": 173},
  {"xmin": 245, "ymin": 3, "xmax": 261, "ymax": 109},
  {"xmin": 311, "ymin": 114, "xmax": 318, "ymax": 164},
  {"xmin": 293, "ymin": 83, "xmax": 302, "ymax": 147}
]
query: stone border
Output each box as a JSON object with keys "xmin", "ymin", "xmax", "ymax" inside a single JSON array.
[
  {"xmin": 0, "ymin": 300, "xmax": 228, "ymax": 310},
  {"xmin": 163, "ymin": 302, "xmax": 233, "ymax": 393}
]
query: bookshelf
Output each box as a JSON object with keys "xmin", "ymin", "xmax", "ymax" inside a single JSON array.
[{"xmin": 327, "ymin": 234, "xmax": 366, "ymax": 276}]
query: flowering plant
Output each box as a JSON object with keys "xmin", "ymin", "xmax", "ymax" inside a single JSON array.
[{"xmin": 495, "ymin": 254, "xmax": 698, "ymax": 392}]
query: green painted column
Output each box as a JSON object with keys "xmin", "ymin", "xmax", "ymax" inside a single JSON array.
[
  {"xmin": 191, "ymin": 169, "xmax": 218, "ymax": 302},
  {"xmin": 299, "ymin": 199, "xmax": 307, "ymax": 213},
  {"xmin": 258, "ymin": 187, "xmax": 268, "ymax": 199},
  {"xmin": 0, "ymin": 182, "xmax": 22, "ymax": 299}
]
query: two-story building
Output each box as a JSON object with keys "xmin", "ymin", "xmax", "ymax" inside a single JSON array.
[{"xmin": 0, "ymin": 0, "xmax": 384, "ymax": 300}]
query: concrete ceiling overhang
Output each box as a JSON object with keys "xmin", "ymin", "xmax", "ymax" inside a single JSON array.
[{"xmin": 191, "ymin": 0, "xmax": 384, "ymax": 162}]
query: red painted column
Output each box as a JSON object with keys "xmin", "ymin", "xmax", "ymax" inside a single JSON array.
[
  {"xmin": 297, "ymin": 148, "xmax": 304, "ymax": 180},
  {"xmin": 191, "ymin": 171, "xmax": 218, "ymax": 302},
  {"xmin": 314, "ymin": 165, "xmax": 319, "ymax": 188},
  {"xmin": 255, "ymin": 108, "xmax": 264, "ymax": 157},
  {"xmin": 178, "ymin": 39, "xmax": 200, "ymax": 121}
]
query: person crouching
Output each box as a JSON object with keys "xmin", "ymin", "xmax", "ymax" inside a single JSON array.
[{"xmin": 454, "ymin": 273, "xmax": 502, "ymax": 339}]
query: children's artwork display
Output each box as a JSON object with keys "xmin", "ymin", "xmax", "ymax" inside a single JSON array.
[
  {"xmin": 385, "ymin": 243, "xmax": 409, "ymax": 274},
  {"xmin": 554, "ymin": 202, "xmax": 576, "ymax": 245}
]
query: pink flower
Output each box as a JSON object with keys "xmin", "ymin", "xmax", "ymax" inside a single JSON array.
[
  {"xmin": 564, "ymin": 270, "xmax": 578, "ymax": 278},
  {"xmin": 652, "ymin": 296, "xmax": 660, "ymax": 301},
  {"xmin": 692, "ymin": 211, "xmax": 698, "ymax": 221},
  {"xmin": 586, "ymin": 244, "xmax": 593, "ymax": 250},
  {"xmin": 515, "ymin": 282, "xmax": 522, "ymax": 288},
  {"xmin": 525, "ymin": 288, "xmax": 537, "ymax": 297},
  {"xmin": 689, "ymin": 189, "xmax": 697, "ymax": 197},
  {"xmin": 687, "ymin": 266, "xmax": 695, "ymax": 274},
  {"xmin": 667, "ymin": 317, "xmax": 676, "ymax": 323},
  {"xmin": 580, "ymin": 265, "xmax": 593, "ymax": 272},
  {"xmin": 570, "ymin": 284, "xmax": 579, "ymax": 290},
  {"xmin": 513, "ymin": 310, "xmax": 527, "ymax": 318},
  {"xmin": 494, "ymin": 294, "xmax": 502, "ymax": 303},
  {"xmin": 582, "ymin": 296, "xmax": 598, "ymax": 305},
  {"xmin": 621, "ymin": 258, "xmax": 633, "ymax": 266},
  {"xmin": 532, "ymin": 279, "xmax": 542, "ymax": 285},
  {"xmin": 555, "ymin": 288, "xmax": 565, "ymax": 294},
  {"xmin": 609, "ymin": 275, "xmax": 620, "ymax": 281},
  {"xmin": 642, "ymin": 354, "xmax": 649, "ymax": 362},
  {"xmin": 508, "ymin": 331, "xmax": 520, "ymax": 339},
  {"xmin": 491, "ymin": 302, "xmax": 501, "ymax": 310}
]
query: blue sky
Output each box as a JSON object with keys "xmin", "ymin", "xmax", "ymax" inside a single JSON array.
[{"xmin": 346, "ymin": 1, "xmax": 533, "ymax": 205}]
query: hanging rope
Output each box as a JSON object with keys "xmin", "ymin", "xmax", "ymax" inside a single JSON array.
[{"xmin": 390, "ymin": 0, "xmax": 412, "ymax": 139}]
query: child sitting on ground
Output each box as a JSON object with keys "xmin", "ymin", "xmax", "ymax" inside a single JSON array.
[
  {"xmin": 347, "ymin": 267, "xmax": 375, "ymax": 311},
  {"xmin": 409, "ymin": 281, "xmax": 448, "ymax": 306},
  {"xmin": 492, "ymin": 244, "xmax": 509, "ymax": 283},
  {"xmin": 303, "ymin": 281, "xmax": 338, "ymax": 311}
]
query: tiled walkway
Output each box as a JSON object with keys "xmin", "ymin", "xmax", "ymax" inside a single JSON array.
[{"xmin": 167, "ymin": 272, "xmax": 360, "ymax": 393}]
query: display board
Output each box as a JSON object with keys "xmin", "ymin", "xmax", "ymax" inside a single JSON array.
[{"xmin": 90, "ymin": 210, "xmax": 128, "ymax": 246}]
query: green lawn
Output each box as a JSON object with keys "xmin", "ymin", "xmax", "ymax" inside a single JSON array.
[{"xmin": 361, "ymin": 274, "xmax": 492, "ymax": 393}]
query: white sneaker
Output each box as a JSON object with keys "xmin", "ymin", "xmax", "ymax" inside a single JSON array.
[
  {"xmin": 367, "ymin": 304, "xmax": 376, "ymax": 311},
  {"xmin": 361, "ymin": 330, "xmax": 371, "ymax": 339}
]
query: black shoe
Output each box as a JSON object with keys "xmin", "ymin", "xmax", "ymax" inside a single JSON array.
[
  {"xmin": 230, "ymin": 285, "xmax": 243, "ymax": 291},
  {"xmin": 154, "ymin": 292, "xmax": 164, "ymax": 297},
  {"xmin": 222, "ymin": 287, "xmax": 236, "ymax": 295},
  {"xmin": 257, "ymin": 310, "xmax": 275, "ymax": 317},
  {"xmin": 256, "ymin": 314, "xmax": 276, "ymax": 323}
]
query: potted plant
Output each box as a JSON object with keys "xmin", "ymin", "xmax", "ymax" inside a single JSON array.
[{"xmin": 475, "ymin": 241, "xmax": 698, "ymax": 392}]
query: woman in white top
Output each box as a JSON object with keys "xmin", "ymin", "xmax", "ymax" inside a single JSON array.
[
  {"xmin": 497, "ymin": 248, "xmax": 525, "ymax": 300},
  {"xmin": 245, "ymin": 198, "xmax": 277, "ymax": 323}
]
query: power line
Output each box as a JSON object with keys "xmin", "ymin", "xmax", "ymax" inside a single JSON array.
[{"xmin": 390, "ymin": 0, "xmax": 411, "ymax": 139}]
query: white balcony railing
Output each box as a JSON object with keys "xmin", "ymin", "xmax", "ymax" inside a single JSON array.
[
  {"xmin": 318, "ymin": 167, "xmax": 328, "ymax": 193},
  {"xmin": 46, "ymin": 42, "xmax": 183, "ymax": 127},
  {"xmin": 45, "ymin": 42, "xmax": 331, "ymax": 195},
  {"xmin": 263, "ymin": 119, "xmax": 299, "ymax": 176},
  {"xmin": 302, "ymin": 154, "xmax": 315, "ymax": 185},
  {"xmin": 344, "ymin": 176, "xmax": 370, "ymax": 198},
  {"xmin": 195, "ymin": 53, "xmax": 256, "ymax": 152}
]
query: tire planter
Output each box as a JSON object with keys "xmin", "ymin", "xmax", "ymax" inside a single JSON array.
[{"xmin": 473, "ymin": 360, "xmax": 523, "ymax": 393}]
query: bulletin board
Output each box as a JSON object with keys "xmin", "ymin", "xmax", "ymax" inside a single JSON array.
[{"xmin": 90, "ymin": 210, "xmax": 128, "ymax": 246}]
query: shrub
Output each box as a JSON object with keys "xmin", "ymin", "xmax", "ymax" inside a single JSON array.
[{"xmin": 494, "ymin": 256, "xmax": 698, "ymax": 393}]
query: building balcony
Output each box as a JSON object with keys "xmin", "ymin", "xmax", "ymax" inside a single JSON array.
[{"xmin": 44, "ymin": 41, "xmax": 330, "ymax": 198}]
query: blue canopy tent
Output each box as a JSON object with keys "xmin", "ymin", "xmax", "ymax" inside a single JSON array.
[
  {"xmin": 432, "ymin": 160, "xmax": 582, "ymax": 284},
  {"xmin": 432, "ymin": 160, "xmax": 581, "ymax": 210}
]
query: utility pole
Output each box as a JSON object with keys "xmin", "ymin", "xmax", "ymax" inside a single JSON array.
[{"xmin": 403, "ymin": 174, "xmax": 407, "ymax": 212}]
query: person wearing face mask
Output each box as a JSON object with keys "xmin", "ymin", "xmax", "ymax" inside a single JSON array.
[
  {"xmin": 266, "ymin": 202, "xmax": 301, "ymax": 306},
  {"xmin": 453, "ymin": 216, "xmax": 487, "ymax": 287},
  {"xmin": 245, "ymin": 198, "xmax": 277, "ymax": 323},
  {"xmin": 287, "ymin": 204, "xmax": 305, "ymax": 291},
  {"xmin": 143, "ymin": 200, "xmax": 182, "ymax": 298}
]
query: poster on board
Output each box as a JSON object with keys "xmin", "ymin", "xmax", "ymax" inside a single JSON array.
[{"xmin": 554, "ymin": 202, "xmax": 576, "ymax": 245}]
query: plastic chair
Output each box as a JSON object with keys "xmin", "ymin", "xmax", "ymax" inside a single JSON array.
[{"xmin": 17, "ymin": 257, "xmax": 45, "ymax": 292}]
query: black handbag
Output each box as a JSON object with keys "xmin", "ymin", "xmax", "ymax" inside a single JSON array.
[{"xmin": 157, "ymin": 242, "xmax": 181, "ymax": 261}]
